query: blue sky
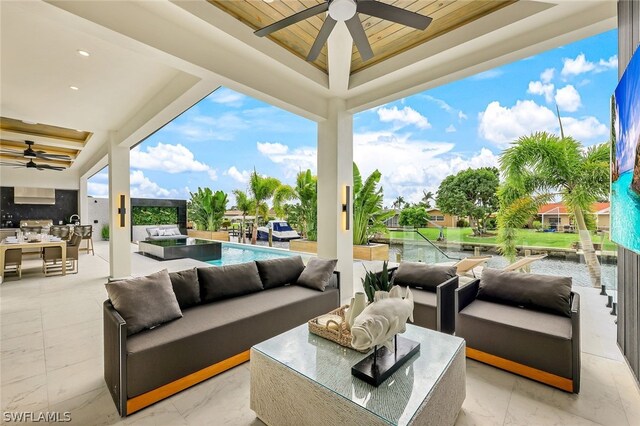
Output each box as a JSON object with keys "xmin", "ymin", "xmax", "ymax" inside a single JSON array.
[{"xmin": 89, "ymin": 29, "xmax": 618, "ymax": 207}]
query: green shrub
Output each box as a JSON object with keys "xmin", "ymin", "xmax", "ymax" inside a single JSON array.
[
  {"xmin": 456, "ymin": 219, "xmax": 469, "ymax": 228},
  {"xmin": 101, "ymin": 224, "xmax": 109, "ymax": 240},
  {"xmin": 532, "ymin": 220, "xmax": 543, "ymax": 231},
  {"xmin": 132, "ymin": 206, "xmax": 178, "ymax": 225}
]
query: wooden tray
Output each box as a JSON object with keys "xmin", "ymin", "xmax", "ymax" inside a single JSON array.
[{"xmin": 308, "ymin": 305, "xmax": 368, "ymax": 353}]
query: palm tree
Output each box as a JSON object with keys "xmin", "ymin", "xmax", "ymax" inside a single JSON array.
[
  {"xmin": 273, "ymin": 169, "xmax": 318, "ymax": 240},
  {"xmin": 421, "ymin": 190, "xmax": 434, "ymax": 208},
  {"xmin": 498, "ymin": 132, "xmax": 609, "ymax": 287},
  {"xmin": 248, "ymin": 169, "xmax": 282, "ymax": 244},
  {"xmin": 392, "ymin": 196, "xmax": 406, "ymax": 210},
  {"xmin": 232, "ymin": 189, "xmax": 254, "ymax": 244},
  {"xmin": 353, "ymin": 163, "xmax": 396, "ymax": 245}
]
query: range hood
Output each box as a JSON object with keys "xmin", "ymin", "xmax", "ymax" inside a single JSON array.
[{"xmin": 14, "ymin": 187, "xmax": 56, "ymax": 205}]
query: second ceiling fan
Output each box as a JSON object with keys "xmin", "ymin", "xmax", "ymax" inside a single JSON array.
[{"xmin": 255, "ymin": 0, "xmax": 433, "ymax": 62}]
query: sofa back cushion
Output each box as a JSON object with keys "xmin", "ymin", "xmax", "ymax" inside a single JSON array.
[
  {"xmin": 169, "ymin": 268, "xmax": 201, "ymax": 309},
  {"xmin": 477, "ymin": 268, "xmax": 572, "ymax": 317},
  {"xmin": 146, "ymin": 227, "xmax": 159, "ymax": 237},
  {"xmin": 392, "ymin": 262, "xmax": 457, "ymax": 291},
  {"xmin": 198, "ymin": 262, "xmax": 263, "ymax": 302},
  {"xmin": 296, "ymin": 258, "xmax": 337, "ymax": 291},
  {"xmin": 256, "ymin": 256, "xmax": 305, "ymax": 289},
  {"xmin": 105, "ymin": 269, "xmax": 183, "ymax": 336}
]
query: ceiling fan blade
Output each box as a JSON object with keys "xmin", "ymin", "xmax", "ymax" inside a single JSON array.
[
  {"xmin": 0, "ymin": 161, "xmax": 25, "ymax": 167},
  {"xmin": 255, "ymin": 2, "xmax": 329, "ymax": 37},
  {"xmin": 357, "ymin": 0, "xmax": 432, "ymax": 30},
  {"xmin": 307, "ymin": 16, "xmax": 337, "ymax": 61},
  {"xmin": 0, "ymin": 149, "xmax": 23, "ymax": 156},
  {"xmin": 36, "ymin": 163, "xmax": 65, "ymax": 171},
  {"xmin": 345, "ymin": 15, "xmax": 373, "ymax": 61},
  {"xmin": 34, "ymin": 151, "xmax": 72, "ymax": 160}
]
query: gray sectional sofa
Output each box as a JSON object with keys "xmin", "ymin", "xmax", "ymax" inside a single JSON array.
[
  {"xmin": 104, "ymin": 256, "xmax": 339, "ymax": 416},
  {"xmin": 455, "ymin": 268, "xmax": 580, "ymax": 393}
]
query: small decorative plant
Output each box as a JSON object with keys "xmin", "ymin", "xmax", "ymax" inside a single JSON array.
[
  {"xmin": 362, "ymin": 261, "xmax": 393, "ymax": 303},
  {"xmin": 101, "ymin": 224, "xmax": 109, "ymax": 241}
]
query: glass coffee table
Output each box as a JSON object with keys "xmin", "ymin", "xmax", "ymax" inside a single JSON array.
[{"xmin": 250, "ymin": 324, "xmax": 466, "ymax": 426}]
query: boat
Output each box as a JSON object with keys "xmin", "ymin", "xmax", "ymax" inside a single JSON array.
[{"xmin": 257, "ymin": 220, "xmax": 301, "ymax": 241}]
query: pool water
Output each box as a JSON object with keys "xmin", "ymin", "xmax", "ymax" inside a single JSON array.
[{"xmin": 206, "ymin": 242, "xmax": 309, "ymax": 266}]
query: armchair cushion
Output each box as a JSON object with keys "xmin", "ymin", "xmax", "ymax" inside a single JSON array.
[
  {"xmin": 105, "ymin": 269, "xmax": 183, "ymax": 336},
  {"xmin": 256, "ymin": 256, "xmax": 305, "ymax": 289},
  {"xmin": 477, "ymin": 268, "xmax": 572, "ymax": 317},
  {"xmin": 296, "ymin": 258, "xmax": 337, "ymax": 291},
  {"xmin": 391, "ymin": 262, "xmax": 456, "ymax": 291}
]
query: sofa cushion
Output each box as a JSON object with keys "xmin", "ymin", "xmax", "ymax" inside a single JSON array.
[
  {"xmin": 296, "ymin": 258, "xmax": 337, "ymax": 291},
  {"xmin": 392, "ymin": 262, "xmax": 456, "ymax": 291},
  {"xmin": 457, "ymin": 299, "xmax": 572, "ymax": 378},
  {"xmin": 126, "ymin": 285, "xmax": 340, "ymax": 398},
  {"xmin": 146, "ymin": 227, "xmax": 159, "ymax": 237},
  {"xmin": 105, "ymin": 269, "xmax": 183, "ymax": 336},
  {"xmin": 197, "ymin": 262, "xmax": 263, "ymax": 302},
  {"xmin": 477, "ymin": 268, "xmax": 572, "ymax": 317},
  {"xmin": 256, "ymin": 256, "xmax": 305, "ymax": 289},
  {"xmin": 169, "ymin": 268, "xmax": 200, "ymax": 309}
]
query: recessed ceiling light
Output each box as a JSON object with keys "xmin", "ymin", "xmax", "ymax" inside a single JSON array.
[
  {"xmin": 69, "ymin": 86, "xmax": 79, "ymax": 91},
  {"xmin": 77, "ymin": 49, "xmax": 90, "ymax": 57},
  {"xmin": 263, "ymin": 0, "xmax": 274, "ymax": 3}
]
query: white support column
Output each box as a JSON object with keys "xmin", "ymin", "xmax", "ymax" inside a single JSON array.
[
  {"xmin": 108, "ymin": 134, "xmax": 131, "ymax": 279},
  {"xmin": 317, "ymin": 98, "xmax": 353, "ymax": 302},
  {"xmin": 79, "ymin": 175, "xmax": 88, "ymax": 226}
]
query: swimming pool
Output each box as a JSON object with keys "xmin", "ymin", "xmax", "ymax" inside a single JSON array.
[{"xmin": 206, "ymin": 242, "xmax": 312, "ymax": 266}]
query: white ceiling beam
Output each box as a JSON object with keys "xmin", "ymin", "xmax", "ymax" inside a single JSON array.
[
  {"xmin": 327, "ymin": 22, "xmax": 353, "ymax": 96},
  {"xmin": 47, "ymin": 0, "xmax": 329, "ymax": 121},
  {"xmin": 346, "ymin": 1, "xmax": 616, "ymax": 113}
]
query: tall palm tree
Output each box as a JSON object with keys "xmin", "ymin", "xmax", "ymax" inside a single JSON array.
[
  {"xmin": 499, "ymin": 132, "xmax": 609, "ymax": 287},
  {"xmin": 232, "ymin": 189, "xmax": 254, "ymax": 244},
  {"xmin": 273, "ymin": 169, "xmax": 318, "ymax": 240},
  {"xmin": 248, "ymin": 169, "xmax": 282, "ymax": 244},
  {"xmin": 392, "ymin": 196, "xmax": 406, "ymax": 210},
  {"xmin": 421, "ymin": 190, "xmax": 434, "ymax": 208}
]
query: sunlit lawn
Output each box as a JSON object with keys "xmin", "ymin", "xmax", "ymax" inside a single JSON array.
[{"xmin": 387, "ymin": 227, "xmax": 617, "ymax": 251}]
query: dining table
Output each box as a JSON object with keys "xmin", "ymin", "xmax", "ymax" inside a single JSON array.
[{"xmin": 0, "ymin": 239, "xmax": 67, "ymax": 279}]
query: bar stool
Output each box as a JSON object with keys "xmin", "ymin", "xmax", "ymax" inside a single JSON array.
[
  {"xmin": 49, "ymin": 225, "xmax": 70, "ymax": 240},
  {"xmin": 75, "ymin": 225, "xmax": 94, "ymax": 255},
  {"xmin": 3, "ymin": 248, "xmax": 22, "ymax": 280}
]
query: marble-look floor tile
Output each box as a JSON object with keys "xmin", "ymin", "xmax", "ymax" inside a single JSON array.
[
  {"xmin": 455, "ymin": 360, "xmax": 516, "ymax": 426},
  {"xmin": 0, "ymin": 316, "xmax": 42, "ymax": 341},
  {"xmin": 0, "ymin": 308, "xmax": 41, "ymax": 326},
  {"xmin": 123, "ymin": 399, "xmax": 187, "ymax": 426},
  {"xmin": 46, "ymin": 357, "xmax": 104, "ymax": 405},
  {"xmin": 43, "ymin": 318, "xmax": 102, "ymax": 350},
  {"xmin": 48, "ymin": 386, "xmax": 121, "ymax": 426},
  {"xmin": 1, "ymin": 349, "xmax": 46, "ymax": 385},
  {"xmin": 0, "ymin": 374, "xmax": 48, "ymax": 413},
  {"xmin": 0, "ymin": 331, "xmax": 43, "ymax": 358},
  {"xmin": 608, "ymin": 359, "xmax": 640, "ymax": 425}
]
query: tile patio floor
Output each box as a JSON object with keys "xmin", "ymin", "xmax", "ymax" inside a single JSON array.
[{"xmin": 1, "ymin": 241, "xmax": 638, "ymax": 425}]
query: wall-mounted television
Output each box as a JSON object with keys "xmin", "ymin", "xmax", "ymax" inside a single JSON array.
[{"xmin": 612, "ymin": 47, "xmax": 640, "ymax": 254}]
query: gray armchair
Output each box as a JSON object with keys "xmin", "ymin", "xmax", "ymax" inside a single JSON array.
[{"xmin": 455, "ymin": 269, "xmax": 580, "ymax": 393}]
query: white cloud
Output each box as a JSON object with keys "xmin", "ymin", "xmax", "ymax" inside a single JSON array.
[
  {"xmin": 555, "ymin": 85, "xmax": 582, "ymax": 112},
  {"xmin": 165, "ymin": 112, "xmax": 248, "ymax": 141},
  {"xmin": 478, "ymin": 99, "xmax": 606, "ymax": 146},
  {"xmin": 207, "ymin": 88, "xmax": 246, "ymax": 107},
  {"xmin": 130, "ymin": 142, "xmax": 217, "ymax": 181},
  {"xmin": 445, "ymin": 125, "xmax": 457, "ymax": 133},
  {"xmin": 226, "ymin": 166, "xmax": 251, "ymax": 183},
  {"xmin": 257, "ymin": 142, "xmax": 289, "ymax": 155},
  {"xmin": 540, "ymin": 68, "xmax": 555, "ymax": 83},
  {"xmin": 458, "ymin": 111, "xmax": 468, "ymax": 121},
  {"xmin": 470, "ymin": 69, "xmax": 504, "ymax": 80},
  {"xmin": 561, "ymin": 53, "xmax": 618, "ymax": 77},
  {"xmin": 528, "ymin": 81, "xmax": 555, "ymax": 103},
  {"xmin": 87, "ymin": 182, "xmax": 108, "ymax": 197},
  {"xmin": 424, "ymin": 95, "xmax": 468, "ymax": 122},
  {"xmin": 129, "ymin": 170, "xmax": 181, "ymax": 199},
  {"xmin": 377, "ymin": 106, "xmax": 431, "ymax": 129}
]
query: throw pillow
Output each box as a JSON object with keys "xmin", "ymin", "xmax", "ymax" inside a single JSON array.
[
  {"xmin": 147, "ymin": 228, "xmax": 159, "ymax": 237},
  {"xmin": 169, "ymin": 268, "xmax": 201, "ymax": 309},
  {"xmin": 157, "ymin": 229, "xmax": 167, "ymax": 236},
  {"xmin": 296, "ymin": 258, "xmax": 338, "ymax": 291},
  {"xmin": 105, "ymin": 269, "xmax": 183, "ymax": 335},
  {"xmin": 391, "ymin": 262, "xmax": 457, "ymax": 291},
  {"xmin": 168, "ymin": 228, "xmax": 181, "ymax": 236},
  {"xmin": 477, "ymin": 268, "xmax": 572, "ymax": 317},
  {"xmin": 197, "ymin": 262, "xmax": 264, "ymax": 302},
  {"xmin": 256, "ymin": 256, "xmax": 305, "ymax": 289}
]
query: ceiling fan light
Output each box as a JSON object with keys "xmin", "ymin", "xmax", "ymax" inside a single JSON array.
[
  {"xmin": 23, "ymin": 152, "xmax": 36, "ymax": 159},
  {"xmin": 329, "ymin": 0, "xmax": 356, "ymax": 22}
]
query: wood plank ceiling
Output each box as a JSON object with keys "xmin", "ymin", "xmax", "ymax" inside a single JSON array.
[
  {"xmin": 208, "ymin": 0, "xmax": 517, "ymax": 74},
  {"xmin": 0, "ymin": 117, "xmax": 92, "ymax": 169}
]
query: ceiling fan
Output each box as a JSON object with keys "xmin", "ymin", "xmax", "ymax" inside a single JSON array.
[
  {"xmin": 0, "ymin": 159, "xmax": 66, "ymax": 171},
  {"xmin": 255, "ymin": 0, "xmax": 432, "ymax": 62},
  {"xmin": 0, "ymin": 140, "xmax": 72, "ymax": 162}
]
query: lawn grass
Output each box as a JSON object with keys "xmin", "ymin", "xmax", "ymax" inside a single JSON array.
[{"xmin": 387, "ymin": 227, "xmax": 618, "ymax": 251}]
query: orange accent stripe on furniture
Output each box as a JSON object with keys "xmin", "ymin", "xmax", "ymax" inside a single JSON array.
[
  {"xmin": 466, "ymin": 347, "xmax": 574, "ymax": 392},
  {"xmin": 127, "ymin": 350, "xmax": 251, "ymax": 415}
]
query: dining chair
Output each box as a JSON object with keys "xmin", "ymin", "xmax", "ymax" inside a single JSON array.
[
  {"xmin": 3, "ymin": 248, "xmax": 22, "ymax": 280},
  {"xmin": 49, "ymin": 225, "xmax": 71, "ymax": 240},
  {"xmin": 43, "ymin": 233, "xmax": 81, "ymax": 276}
]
